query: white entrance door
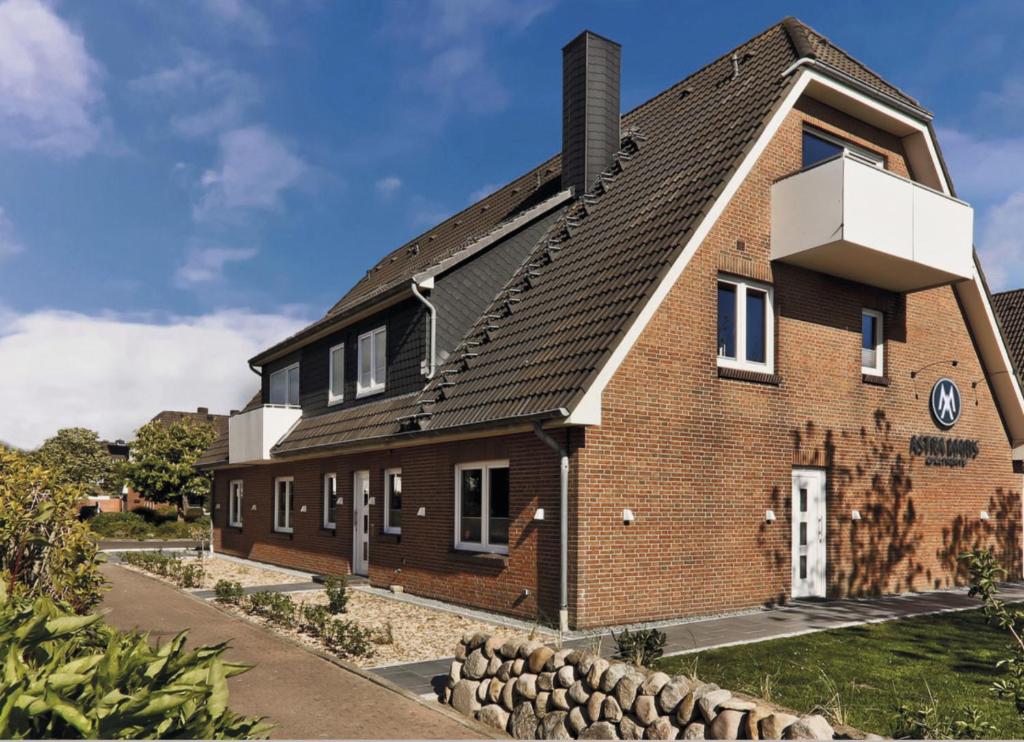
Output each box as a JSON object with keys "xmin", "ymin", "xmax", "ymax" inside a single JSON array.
[
  {"xmin": 353, "ymin": 470, "xmax": 370, "ymax": 577},
  {"xmin": 791, "ymin": 469, "xmax": 826, "ymax": 599}
]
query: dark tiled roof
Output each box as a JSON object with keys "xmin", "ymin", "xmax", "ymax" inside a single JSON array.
[
  {"xmin": 252, "ymin": 17, "xmax": 926, "ymax": 458},
  {"xmin": 992, "ymin": 289, "xmax": 1024, "ymax": 380}
]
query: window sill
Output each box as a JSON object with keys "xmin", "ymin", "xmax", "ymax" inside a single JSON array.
[
  {"xmin": 377, "ymin": 530, "xmax": 401, "ymax": 544},
  {"xmin": 717, "ymin": 366, "xmax": 780, "ymax": 386},
  {"xmin": 327, "ymin": 397, "xmax": 344, "ymax": 407},
  {"xmin": 321, "ymin": 526, "xmax": 337, "ymax": 536},
  {"xmin": 271, "ymin": 530, "xmax": 294, "ymax": 541},
  {"xmin": 449, "ymin": 548, "xmax": 509, "ymax": 567},
  {"xmin": 861, "ymin": 373, "xmax": 890, "ymax": 387},
  {"xmin": 356, "ymin": 386, "xmax": 385, "ymax": 399},
  {"xmin": 227, "ymin": 524, "xmax": 243, "ymax": 531}
]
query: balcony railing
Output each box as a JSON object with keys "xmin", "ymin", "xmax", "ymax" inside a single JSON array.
[
  {"xmin": 770, "ymin": 153, "xmax": 973, "ymax": 292},
  {"xmin": 228, "ymin": 404, "xmax": 302, "ymax": 464}
]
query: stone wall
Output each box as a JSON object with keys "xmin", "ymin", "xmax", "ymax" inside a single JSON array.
[{"xmin": 445, "ymin": 633, "xmax": 857, "ymax": 740}]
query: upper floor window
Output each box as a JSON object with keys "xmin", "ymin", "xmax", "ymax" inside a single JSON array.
[
  {"xmin": 717, "ymin": 276, "xmax": 774, "ymax": 374},
  {"xmin": 228, "ymin": 480, "xmax": 243, "ymax": 528},
  {"xmin": 802, "ymin": 128, "xmax": 884, "ymax": 170},
  {"xmin": 455, "ymin": 461, "xmax": 509, "ymax": 555},
  {"xmin": 269, "ymin": 363, "xmax": 300, "ymax": 406},
  {"xmin": 384, "ymin": 468, "xmax": 402, "ymax": 534},
  {"xmin": 323, "ymin": 473, "xmax": 337, "ymax": 529},
  {"xmin": 861, "ymin": 309, "xmax": 884, "ymax": 376},
  {"xmin": 357, "ymin": 327, "xmax": 386, "ymax": 397},
  {"xmin": 328, "ymin": 344, "xmax": 344, "ymax": 405}
]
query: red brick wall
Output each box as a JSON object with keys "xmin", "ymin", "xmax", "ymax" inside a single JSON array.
[
  {"xmin": 572, "ymin": 97, "xmax": 1022, "ymax": 628},
  {"xmin": 213, "ymin": 431, "xmax": 564, "ymax": 622}
]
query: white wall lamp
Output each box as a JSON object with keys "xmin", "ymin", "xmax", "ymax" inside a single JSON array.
[
  {"xmin": 299, "ymin": 505, "xmax": 307, "ymax": 513},
  {"xmin": 417, "ymin": 506, "xmax": 426, "ymax": 517},
  {"xmin": 214, "ymin": 503, "xmax": 221, "ymax": 510},
  {"xmin": 533, "ymin": 508, "xmax": 545, "ymax": 521},
  {"xmin": 980, "ymin": 510, "xmax": 991, "ymax": 521},
  {"xmin": 250, "ymin": 504, "xmax": 257, "ymax": 511},
  {"xmin": 622, "ymin": 508, "xmax": 635, "ymax": 524},
  {"xmin": 851, "ymin": 509, "xmax": 862, "ymax": 521},
  {"xmin": 336, "ymin": 497, "xmax": 343, "ymax": 505},
  {"xmin": 368, "ymin": 497, "xmax": 376, "ymax": 506},
  {"xmin": 765, "ymin": 509, "xmax": 776, "ymax": 523}
]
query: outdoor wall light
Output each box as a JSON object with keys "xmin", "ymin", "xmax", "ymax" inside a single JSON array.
[
  {"xmin": 250, "ymin": 504, "xmax": 257, "ymax": 511},
  {"xmin": 335, "ymin": 497, "xmax": 343, "ymax": 505},
  {"xmin": 368, "ymin": 497, "xmax": 376, "ymax": 506},
  {"xmin": 534, "ymin": 508, "xmax": 545, "ymax": 521},
  {"xmin": 851, "ymin": 509, "xmax": 862, "ymax": 521},
  {"xmin": 980, "ymin": 510, "xmax": 991, "ymax": 521},
  {"xmin": 417, "ymin": 506, "xmax": 426, "ymax": 517},
  {"xmin": 299, "ymin": 505, "xmax": 307, "ymax": 513},
  {"xmin": 765, "ymin": 509, "xmax": 776, "ymax": 523},
  {"xmin": 622, "ymin": 508, "xmax": 635, "ymax": 524},
  {"xmin": 214, "ymin": 503, "xmax": 221, "ymax": 510}
]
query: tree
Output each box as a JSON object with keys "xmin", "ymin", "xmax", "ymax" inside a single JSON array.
[
  {"xmin": 123, "ymin": 419, "xmax": 216, "ymax": 514},
  {"xmin": 0, "ymin": 448, "xmax": 104, "ymax": 612},
  {"xmin": 32, "ymin": 427, "xmax": 119, "ymax": 498}
]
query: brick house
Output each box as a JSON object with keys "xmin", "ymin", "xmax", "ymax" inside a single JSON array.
[{"xmin": 198, "ymin": 18, "xmax": 1024, "ymax": 630}]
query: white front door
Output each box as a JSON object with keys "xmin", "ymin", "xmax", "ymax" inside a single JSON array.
[
  {"xmin": 353, "ymin": 470, "xmax": 370, "ymax": 576},
  {"xmin": 791, "ymin": 469, "xmax": 826, "ymax": 599}
]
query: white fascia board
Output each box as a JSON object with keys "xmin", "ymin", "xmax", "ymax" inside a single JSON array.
[
  {"xmin": 565, "ymin": 71, "xmax": 814, "ymax": 425},
  {"xmin": 412, "ymin": 189, "xmax": 573, "ymax": 285}
]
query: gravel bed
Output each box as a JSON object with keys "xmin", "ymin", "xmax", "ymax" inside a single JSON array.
[{"xmin": 116, "ymin": 553, "xmax": 311, "ymax": 590}]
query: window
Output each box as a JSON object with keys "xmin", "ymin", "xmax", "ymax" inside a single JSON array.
[
  {"xmin": 328, "ymin": 344, "xmax": 345, "ymax": 405},
  {"xmin": 384, "ymin": 468, "xmax": 402, "ymax": 534},
  {"xmin": 861, "ymin": 309, "xmax": 884, "ymax": 376},
  {"xmin": 323, "ymin": 473, "xmax": 337, "ymax": 529},
  {"xmin": 455, "ymin": 461, "xmax": 509, "ymax": 554},
  {"xmin": 269, "ymin": 363, "xmax": 300, "ymax": 406},
  {"xmin": 802, "ymin": 128, "xmax": 884, "ymax": 169},
  {"xmin": 228, "ymin": 480, "xmax": 243, "ymax": 527},
  {"xmin": 717, "ymin": 276, "xmax": 774, "ymax": 373},
  {"xmin": 274, "ymin": 477, "xmax": 294, "ymax": 533},
  {"xmin": 357, "ymin": 327, "xmax": 386, "ymax": 397}
]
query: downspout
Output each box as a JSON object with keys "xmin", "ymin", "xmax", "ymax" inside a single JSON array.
[
  {"xmin": 411, "ymin": 281, "xmax": 437, "ymax": 379},
  {"xmin": 532, "ymin": 422, "xmax": 570, "ymax": 633}
]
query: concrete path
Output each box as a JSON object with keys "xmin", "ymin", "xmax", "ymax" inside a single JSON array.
[
  {"xmin": 191, "ymin": 582, "xmax": 322, "ymax": 599},
  {"xmin": 374, "ymin": 583, "xmax": 1024, "ymax": 697},
  {"xmin": 100, "ymin": 539, "xmax": 199, "ymax": 551},
  {"xmin": 99, "ymin": 564, "xmax": 493, "ymax": 740}
]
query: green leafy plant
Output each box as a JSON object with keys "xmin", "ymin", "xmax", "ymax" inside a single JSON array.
[
  {"xmin": 299, "ymin": 603, "xmax": 330, "ymax": 637},
  {"xmin": 244, "ymin": 592, "xmax": 295, "ymax": 626},
  {"xmin": 31, "ymin": 427, "xmax": 120, "ymax": 498},
  {"xmin": 89, "ymin": 512, "xmax": 154, "ymax": 540},
  {"xmin": 611, "ymin": 627, "xmax": 667, "ymax": 666},
  {"xmin": 120, "ymin": 551, "xmax": 206, "ymax": 589},
  {"xmin": 323, "ymin": 618, "xmax": 374, "ymax": 659},
  {"xmin": 178, "ymin": 562, "xmax": 205, "ymax": 588},
  {"xmin": 893, "ymin": 692, "xmax": 995, "ymax": 739},
  {"xmin": 0, "ymin": 448, "xmax": 104, "ymax": 612},
  {"xmin": 323, "ymin": 575, "xmax": 348, "ymax": 614},
  {"xmin": 122, "ymin": 419, "xmax": 217, "ymax": 516},
  {"xmin": 214, "ymin": 580, "xmax": 244, "ymax": 605},
  {"xmin": 0, "ymin": 587, "xmax": 271, "ymax": 738}
]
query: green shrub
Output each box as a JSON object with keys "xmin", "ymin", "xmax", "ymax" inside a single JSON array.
[
  {"xmin": 154, "ymin": 519, "xmax": 195, "ymax": 539},
  {"xmin": 612, "ymin": 627, "xmax": 668, "ymax": 666},
  {"xmin": 183, "ymin": 506, "xmax": 205, "ymax": 522},
  {"xmin": 244, "ymin": 592, "xmax": 295, "ymax": 625},
  {"xmin": 299, "ymin": 603, "xmax": 330, "ymax": 637},
  {"xmin": 131, "ymin": 505, "xmax": 179, "ymax": 525},
  {"xmin": 0, "ymin": 587, "xmax": 271, "ymax": 738},
  {"xmin": 0, "ymin": 449, "xmax": 104, "ymax": 612},
  {"xmin": 89, "ymin": 512, "xmax": 153, "ymax": 540},
  {"xmin": 323, "ymin": 618, "xmax": 374, "ymax": 659},
  {"xmin": 324, "ymin": 575, "xmax": 348, "ymax": 614},
  {"xmin": 214, "ymin": 580, "xmax": 244, "ymax": 605},
  {"xmin": 178, "ymin": 562, "xmax": 205, "ymax": 588},
  {"xmin": 893, "ymin": 698, "xmax": 995, "ymax": 740},
  {"xmin": 120, "ymin": 551, "xmax": 205, "ymax": 589}
]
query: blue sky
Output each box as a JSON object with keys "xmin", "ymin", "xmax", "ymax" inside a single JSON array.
[{"xmin": 1, "ymin": 0, "xmax": 1023, "ymax": 446}]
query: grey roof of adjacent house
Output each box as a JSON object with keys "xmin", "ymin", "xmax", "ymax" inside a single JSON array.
[
  {"xmin": 992, "ymin": 288, "xmax": 1024, "ymax": 380},
  {"xmin": 203, "ymin": 17, "xmax": 938, "ymax": 465}
]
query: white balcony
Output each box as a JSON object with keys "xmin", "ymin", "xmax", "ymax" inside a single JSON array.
[
  {"xmin": 228, "ymin": 405, "xmax": 302, "ymax": 464},
  {"xmin": 770, "ymin": 154, "xmax": 973, "ymax": 292}
]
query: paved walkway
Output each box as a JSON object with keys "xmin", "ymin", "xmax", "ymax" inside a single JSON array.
[
  {"xmin": 99, "ymin": 564, "xmax": 493, "ymax": 739},
  {"xmin": 100, "ymin": 539, "xmax": 200, "ymax": 551},
  {"xmin": 374, "ymin": 583, "xmax": 1024, "ymax": 697},
  {"xmin": 191, "ymin": 582, "xmax": 322, "ymax": 599}
]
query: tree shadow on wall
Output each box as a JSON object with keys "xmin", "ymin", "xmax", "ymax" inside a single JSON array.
[{"xmin": 939, "ymin": 487, "xmax": 1022, "ymax": 586}]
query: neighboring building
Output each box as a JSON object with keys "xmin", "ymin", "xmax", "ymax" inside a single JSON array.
[{"xmin": 199, "ymin": 19, "xmax": 1024, "ymax": 630}]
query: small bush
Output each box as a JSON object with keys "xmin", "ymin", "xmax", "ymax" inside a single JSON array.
[
  {"xmin": 893, "ymin": 699, "xmax": 995, "ymax": 740},
  {"xmin": 131, "ymin": 505, "xmax": 179, "ymax": 525},
  {"xmin": 612, "ymin": 627, "xmax": 667, "ymax": 666},
  {"xmin": 299, "ymin": 603, "xmax": 330, "ymax": 637},
  {"xmin": 244, "ymin": 591, "xmax": 295, "ymax": 625},
  {"xmin": 154, "ymin": 519, "xmax": 195, "ymax": 539},
  {"xmin": 323, "ymin": 618, "xmax": 374, "ymax": 659},
  {"xmin": 215, "ymin": 580, "xmax": 244, "ymax": 604},
  {"xmin": 120, "ymin": 550, "xmax": 206, "ymax": 588},
  {"xmin": 183, "ymin": 506, "xmax": 205, "ymax": 522},
  {"xmin": 90, "ymin": 512, "xmax": 153, "ymax": 540},
  {"xmin": 324, "ymin": 575, "xmax": 348, "ymax": 614},
  {"xmin": 178, "ymin": 562, "xmax": 205, "ymax": 588}
]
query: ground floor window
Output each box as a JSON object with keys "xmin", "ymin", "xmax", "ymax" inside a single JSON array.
[
  {"xmin": 228, "ymin": 480, "xmax": 243, "ymax": 527},
  {"xmin": 274, "ymin": 477, "xmax": 294, "ymax": 533},
  {"xmin": 323, "ymin": 473, "xmax": 337, "ymax": 529},
  {"xmin": 385, "ymin": 468, "xmax": 402, "ymax": 534},
  {"xmin": 455, "ymin": 461, "xmax": 509, "ymax": 554}
]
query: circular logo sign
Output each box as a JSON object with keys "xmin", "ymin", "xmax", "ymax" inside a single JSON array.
[{"xmin": 930, "ymin": 378, "xmax": 961, "ymax": 429}]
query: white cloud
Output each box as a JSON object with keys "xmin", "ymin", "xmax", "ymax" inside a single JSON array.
[
  {"xmin": 195, "ymin": 126, "xmax": 307, "ymax": 218},
  {"xmin": 130, "ymin": 49, "xmax": 259, "ymax": 138},
  {"xmin": 0, "ymin": 0, "xmax": 104, "ymax": 157},
  {"xmin": 937, "ymin": 127, "xmax": 1024, "ymax": 201},
  {"xmin": 0, "ymin": 208, "xmax": 25, "ymax": 259},
  {"xmin": 979, "ymin": 190, "xmax": 1024, "ymax": 290},
  {"xmin": 0, "ymin": 307, "xmax": 310, "ymax": 449},
  {"xmin": 174, "ymin": 245, "xmax": 257, "ymax": 287},
  {"xmin": 375, "ymin": 175, "xmax": 402, "ymax": 198},
  {"xmin": 199, "ymin": 0, "xmax": 272, "ymax": 46}
]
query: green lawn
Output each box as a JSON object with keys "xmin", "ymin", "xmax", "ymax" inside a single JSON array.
[{"xmin": 656, "ymin": 607, "xmax": 1024, "ymax": 738}]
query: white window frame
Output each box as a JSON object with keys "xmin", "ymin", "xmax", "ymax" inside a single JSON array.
[
  {"xmin": 269, "ymin": 362, "xmax": 300, "ymax": 406},
  {"xmin": 861, "ymin": 308, "xmax": 884, "ymax": 376},
  {"xmin": 454, "ymin": 460, "xmax": 509, "ymax": 555},
  {"xmin": 274, "ymin": 476, "xmax": 294, "ymax": 533},
  {"xmin": 323, "ymin": 473, "xmax": 337, "ymax": 529},
  {"xmin": 228, "ymin": 480, "xmax": 244, "ymax": 528},
  {"xmin": 356, "ymin": 327, "xmax": 386, "ymax": 398},
  {"xmin": 328, "ymin": 343, "xmax": 345, "ymax": 406},
  {"xmin": 716, "ymin": 276, "xmax": 775, "ymax": 374},
  {"xmin": 803, "ymin": 126, "xmax": 884, "ymax": 168},
  {"xmin": 384, "ymin": 467, "xmax": 402, "ymax": 535}
]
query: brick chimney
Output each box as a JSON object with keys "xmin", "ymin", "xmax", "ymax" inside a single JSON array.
[{"xmin": 562, "ymin": 30, "xmax": 621, "ymax": 197}]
